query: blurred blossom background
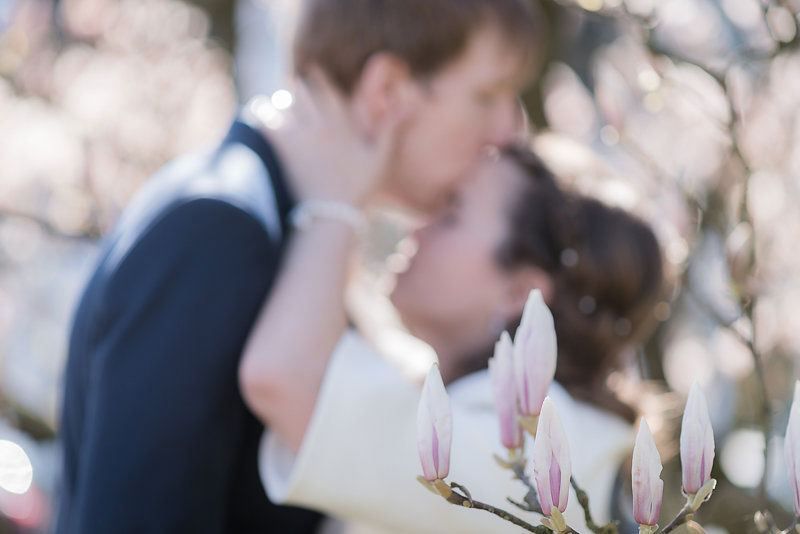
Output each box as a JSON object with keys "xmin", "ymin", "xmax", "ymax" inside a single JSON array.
[{"xmin": 0, "ymin": 0, "xmax": 798, "ymax": 531}]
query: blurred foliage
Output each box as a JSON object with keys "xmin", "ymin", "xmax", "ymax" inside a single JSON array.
[
  {"xmin": 0, "ymin": 1, "xmax": 235, "ymax": 528},
  {"xmin": 524, "ymin": 0, "xmax": 800, "ymax": 531}
]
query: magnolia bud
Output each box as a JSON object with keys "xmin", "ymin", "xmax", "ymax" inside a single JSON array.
[
  {"xmin": 785, "ymin": 380, "xmax": 800, "ymax": 517},
  {"xmin": 416, "ymin": 364, "xmax": 452, "ymax": 481},
  {"xmin": 632, "ymin": 419, "xmax": 663, "ymax": 527},
  {"xmin": 531, "ymin": 397, "xmax": 571, "ymax": 515},
  {"xmin": 680, "ymin": 382, "xmax": 715, "ymax": 495},
  {"xmin": 489, "ymin": 331, "xmax": 524, "ymax": 451},
  {"xmin": 513, "ymin": 289, "xmax": 557, "ymax": 418}
]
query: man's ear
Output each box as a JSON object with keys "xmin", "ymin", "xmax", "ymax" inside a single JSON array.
[
  {"xmin": 502, "ymin": 267, "xmax": 554, "ymax": 319},
  {"xmin": 350, "ymin": 53, "xmax": 416, "ymax": 137}
]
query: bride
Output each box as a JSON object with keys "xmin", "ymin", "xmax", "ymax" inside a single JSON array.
[{"xmin": 238, "ymin": 141, "xmax": 664, "ymax": 533}]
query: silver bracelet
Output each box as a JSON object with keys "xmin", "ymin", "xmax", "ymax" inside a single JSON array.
[{"xmin": 289, "ymin": 200, "xmax": 368, "ymax": 235}]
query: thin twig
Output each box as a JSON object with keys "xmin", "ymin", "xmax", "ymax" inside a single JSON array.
[
  {"xmin": 571, "ymin": 477, "xmax": 619, "ymax": 534},
  {"xmin": 510, "ymin": 461, "xmax": 544, "ymax": 514},
  {"xmin": 779, "ymin": 517, "xmax": 798, "ymax": 534},
  {"xmin": 686, "ymin": 288, "xmax": 772, "ymax": 472},
  {"xmin": 444, "ymin": 481, "xmax": 549, "ymax": 533},
  {"xmin": 717, "ymin": 70, "xmax": 772, "ymax": 505},
  {"xmin": 685, "ymin": 290, "xmax": 747, "ymax": 345},
  {"xmin": 659, "ymin": 502, "xmax": 694, "ymax": 533}
]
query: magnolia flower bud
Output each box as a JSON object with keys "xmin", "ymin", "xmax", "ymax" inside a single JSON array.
[
  {"xmin": 632, "ymin": 419, "xmax": 663, "ymax": 527},
  {"xmin": 532, "ymin": 397, "xmax": 571, "ymax": 514},
  {"xmin": 785, "ymin": 380, "xmax": 800, "ymax": 517},
  {"xmin": 489, "ymin": 331, "xmax": 523, "ymax": 451},
  {"xmin": 680, "ymin": 382, "xmax": 715, "ymax": 495},
  {"xmin": 417, "ymin": 364, "xmax": 452, "ymax": 481},
  {"xmin": 513, "ymin": 289, "xmax": 557, "ymax": 418}
]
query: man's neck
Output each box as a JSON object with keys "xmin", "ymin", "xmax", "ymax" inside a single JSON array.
[
  {"xmin": 253, "ymin": 123, "xmax": 300, "ymax": 190},
  {"xmin": 242, "ymin": 98, "xmax": 308, "ymax": 200}
]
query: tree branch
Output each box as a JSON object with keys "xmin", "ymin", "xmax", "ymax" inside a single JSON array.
[
  {"xmin": 444, "ymin": 481, "xmax": 550, "ymax": 533},
  {"xmin": 571, "ymin": 476, "xmax": 619, "ymax": 534},
  {"xmin": 659, "ymin": 502, "xmax": 694, "ymax": 533}
]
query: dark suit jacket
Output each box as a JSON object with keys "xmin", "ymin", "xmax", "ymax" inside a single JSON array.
[{"xmin": 55, "ymin": 119, "xmax": 323, "ymax": 533}]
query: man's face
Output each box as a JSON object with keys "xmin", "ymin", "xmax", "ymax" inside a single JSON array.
[{"xmin": 386, "ymin": 27, "xmax": 530, "ymax": 215}]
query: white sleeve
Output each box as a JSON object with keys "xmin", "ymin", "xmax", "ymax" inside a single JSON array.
[{"xmin": 259, "ymin": 332, "xmax": 533, "ymax": 534}]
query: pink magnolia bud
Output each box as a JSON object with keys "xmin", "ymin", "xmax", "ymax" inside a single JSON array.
[
  {"xmin": 632, "ymin": 419, "xmax": 663, "ymax": 526},
  {"xmin": 489, "ymin": 331, "xmax": 523, "ymax": 450},
  {"xmin": 680, "ymin": 382, "xmax": 715, "ymax": 495},
  {"xmin": 513, "ymin": 289, "xmax": 557, "ymax": 418},
  {"xmin": 417, "ymin": 364, "xmax": 452, "ymax": 481},
  {"xmin": 531, "ymin": 397, "xmax": 571, "ymax": 514},
  {"xmin": 785, "ymin": 380, "xmax": 800, "ymax": 517}
]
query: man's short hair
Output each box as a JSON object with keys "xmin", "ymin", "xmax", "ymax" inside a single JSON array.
[{"xmin": 293, "ymin": 0, "xmax": 541, "ymax": 95}]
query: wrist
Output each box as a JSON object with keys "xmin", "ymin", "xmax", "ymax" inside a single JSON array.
[{"xmin": 290, "ymin": 200, "xmax": 368, "ymax": 235}]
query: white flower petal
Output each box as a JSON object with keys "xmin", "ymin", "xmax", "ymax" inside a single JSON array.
[
  {"xmin": 532, "ymin": 398, "xmax": 571, "ymax": 514},
  {"xmin": 633, "ymin": 419, "xmax": 663, "ymax": 526},
  {"xmin": 680, "ymin": 382, "xmax": 715, "ymax": 494},
  {"xmin": 513, "ymin": 290, "xmax": 557, "ymax": 417},
  {"xmin": 417, "ymin": 364, "xmax": 452, "ymax": 480},
  {"xmin": 489, "ymin": 331, "xmax": 522, "ymax": 450},
  {"xmin": 785, "ymin": 380, "xmax": 800, "ymax": 516}
]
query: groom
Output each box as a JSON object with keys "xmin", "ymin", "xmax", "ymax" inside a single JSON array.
[{"xmin": 55, "ymin": 0, "xmax": 539, "ymax": 532}]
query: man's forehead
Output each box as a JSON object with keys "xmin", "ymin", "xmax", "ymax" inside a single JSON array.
[{"xmin": 451, "ymin": 28, "xmax": 537, "ymax": 84}]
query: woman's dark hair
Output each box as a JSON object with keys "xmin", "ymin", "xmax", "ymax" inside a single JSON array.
[{"xmin": 497, "ymin": 145, "xmax": 665, "ymax": 423}]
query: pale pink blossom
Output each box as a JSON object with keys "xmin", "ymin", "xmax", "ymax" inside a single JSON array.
[
  {"xmin": 632, "ymin": 419, "xmax": 663, "ymax": 526},
  {"xmin": 489, "ymin": 331, "xmax": 523, "ymax": 450},
  {"xmin": 417, "ymin": 364, "xmax": 452, "ymax": 481},
  {"xmin": 785, "ymin": 380, "xmax": 800, "ymax": 517},
  {"xmin": 680, "ymin": 382, "xmax": 715, "ymax": 494},
  {"xmin": 513, "ymin": 289, "xmax": 557, "ymax": 418},
  {"xmin": 531, "ymin": 397, "xmax": 571, "ymax": 514}
]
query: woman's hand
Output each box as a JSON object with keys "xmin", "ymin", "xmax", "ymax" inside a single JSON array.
[{"xmin": 275, "ymin": 70, "xmax": 407, "ymax": 208}]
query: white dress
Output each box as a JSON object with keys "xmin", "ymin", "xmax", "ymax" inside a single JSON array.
[{"xmin": 260, "ymin": 331, "xmax": 633, "ymax": 534}]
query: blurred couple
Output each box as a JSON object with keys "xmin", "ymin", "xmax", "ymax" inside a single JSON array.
[{"xmin": 56, "ymin": 1, "xmax": 664, "ymax": 533}]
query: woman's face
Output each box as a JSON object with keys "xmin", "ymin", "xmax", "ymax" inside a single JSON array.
[{"xmin": 390, "ymin": 155, "xmax": 522, "ymax": 354}]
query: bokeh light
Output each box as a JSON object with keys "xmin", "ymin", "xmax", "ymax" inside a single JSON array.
[
  {"xmin": 271, "ymin": 89, "xmax": 293, "ymax": 110},
  {"xmin": 0, "ymin": 440, "xmax": 33, "ymax": 495}
]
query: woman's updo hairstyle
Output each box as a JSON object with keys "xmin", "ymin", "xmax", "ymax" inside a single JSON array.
[{"xmin": 497, "ymin": 145, "xmax": 664, "ymax": 423}]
